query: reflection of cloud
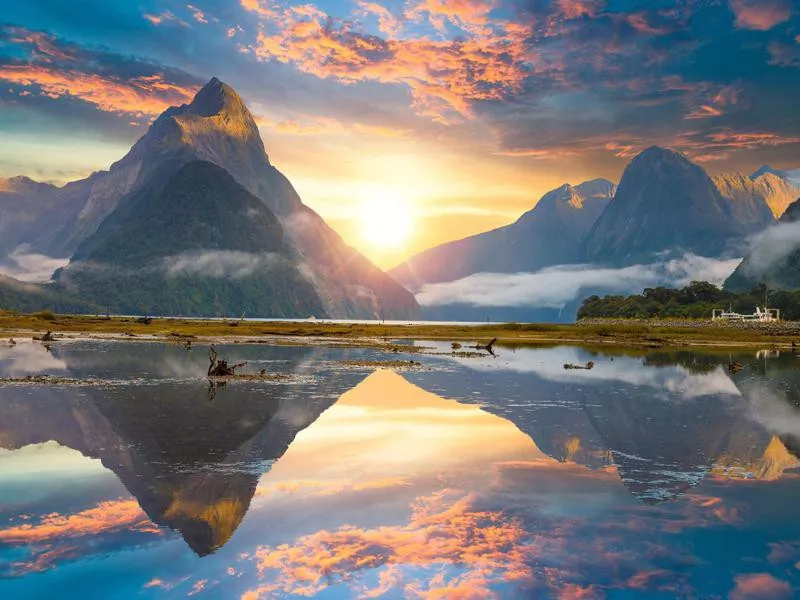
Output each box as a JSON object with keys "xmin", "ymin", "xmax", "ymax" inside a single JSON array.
[
  {"xmin": 415, "ymin": 254, "xmax": 740, "ymax": 309},
  {"xmin": 438, "ymin": 345, "xmax": 741, "ymax": 400},
  {"xmin": 0, "ymin": 497, "xmax": 160, "ymax": 575},
  {"xmin": 0, "ymin": 499, "xmax": 150, "ymax": 543},
  {"xmin": 0, "ymin": 340, "xmax": 68, "ymax": 376},
  {"xmin": 244, "ymin": 489, "xmax": 534, "ymax": 598},
  {"xmin": 738, "ymin": 380, "xmax": 800, "ymax": 438}
]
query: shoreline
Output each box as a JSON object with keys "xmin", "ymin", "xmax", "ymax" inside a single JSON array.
[{"xmin": 1, "ymin": 313, "xmax": 799, "ymax": 350}]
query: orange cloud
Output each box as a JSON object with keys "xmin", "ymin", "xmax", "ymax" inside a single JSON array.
[
  {"xmin": 729, "ymin": 573, "xmax": 793, "ymax": 599},
  {"xmin": 242, "ymin": 489, "xmax": 536, "ymax": 598},
  {"xmin": 187, "ymin": 4, "xmax": 209, "ymax": 24},
  {"xmin": 0, "ymin": 499, "xmax": 150, "ymax": 543},
  {"xmin": 358, "ymin": 1, "xmax": 403, "ymax": 36},
  {"xmin": 729, "ymin": 0, "xmax": 792, "ymax": 31},
  {"xmin": 243, "ymin": 1, "xmax": 532, "ymax": 123},
  {"xmin": 0, "ymin": 64, "xmax": 198, "ymax": 117}
]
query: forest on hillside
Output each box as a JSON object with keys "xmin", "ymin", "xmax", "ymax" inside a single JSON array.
[{"xmin": 578, "ymin": 281, "xmax": 800, "ymax": 321}]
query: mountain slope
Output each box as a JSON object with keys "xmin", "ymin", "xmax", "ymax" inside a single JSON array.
[
  {"xmin": 390, "ymin": 179, "xmax": 615, "ymax": 289},
  {"xmin": 1, "ymin": 77, "xmax": 419, "ymax": 319},
  {"xmin": 712, "ymin": 173, "xmax": 777, "ymax": 229},
  {"xmin": 724, "ymin": 198, "xmax": 800, "ymax": 292},
  {"xmin": 751, "ymin": 164, "xmax": 800, "ymax": 187},
  {"xmin": 582, "ymin": 146, "xmax": 746, "ymax": 265},
  {"xmin": 715, "ymin": 172, "xmax": 799, "ymax": 220},
  {"xmin": 57, "ymin": 160, "xmax": 326, "ymax": 317}
]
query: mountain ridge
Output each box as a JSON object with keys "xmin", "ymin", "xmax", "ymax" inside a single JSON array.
[{"xmin": 390, "ymin": 178, "xmax": 615, "ymax": 289}]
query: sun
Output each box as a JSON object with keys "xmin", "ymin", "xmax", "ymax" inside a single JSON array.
[{"xmin": 359, "ymin": 192, "xmax": 413, "ymax": 250}]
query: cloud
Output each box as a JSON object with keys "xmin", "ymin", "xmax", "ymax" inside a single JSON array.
[
  {"xmin": 242, "ymin": 0, "xmax": 532, "ymax": 123},
  {"xmin": 0, "ymin": 245, "xmax": 68, "ymax": 282},
  {"xmin": 162, "ymin": 250, "xmax": 287, "ymax": 279},
  {"xmin": 738, "ymin": 220, "xmax": 800, "ymax": 276},
  {"xmin": 0, "ymin": 25, "xmax": 200, "ymax": 118},
  {"xmin": 729, "ymin": 573, "xmax": 792, "ymax": 599},
  {"xmin": 729, "ymin": 0, "xmax": 792, "ymax": 31},
  {"xmin": 415, "ymin": 254, "xmax": 741, "ymax": 309}
]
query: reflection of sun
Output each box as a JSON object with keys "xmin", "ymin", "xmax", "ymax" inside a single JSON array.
[{"xmin": 359, "ymin": 192, "xmax": 413, "ymax": 250}]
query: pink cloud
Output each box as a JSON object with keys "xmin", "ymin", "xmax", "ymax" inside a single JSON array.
[
  {"xmin": 729, "ymin": 573, "xmax": 793, "ymax": 599},
  {"xmin": 729, "ymin": 0, "xmax": 792, "ymax": 31}
]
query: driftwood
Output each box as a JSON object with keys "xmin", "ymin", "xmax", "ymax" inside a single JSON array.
[
  {"xmin": 207, "ymin": 346, "xmax": 246, "ymax": 377},
  {"xmin": 564, "ymin": 361, "xmax": 595, "ymax": 370},
  {"xmin": 136, "ymin": 316, "xmax": 153, "ymax": 325},
  {"xmin": 38, "ymin": 330, "xmax": 55, "ymax": 342},
  {"xmin": 473, "ymin": 338, "xmax": 497, "ymax": 356},
  {"xmin": 728, "ymin": 361, "xmax": 744, "ymax": 373}
]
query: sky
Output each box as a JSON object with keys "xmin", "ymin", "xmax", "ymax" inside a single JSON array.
[{"xmin": 1, "ymin": 0, "xmax": 799, "ymax": 267}]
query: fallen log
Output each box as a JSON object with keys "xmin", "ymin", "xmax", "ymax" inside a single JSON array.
[
  {"xmin": 564, "ymin": 361, "xmax": 595, "ymax": 370},
  {"xmin": 473, "ymin": 338, "xmax": 497, "ymax": 356},
  {"xmin": 207, "ymin": 346, "xmax": 246, "ymax": 377}
]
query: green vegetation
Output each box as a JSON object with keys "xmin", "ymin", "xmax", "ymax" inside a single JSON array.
[{"xmin": 578, "ymin": 281, "xmax": 800, "ymax": 320}]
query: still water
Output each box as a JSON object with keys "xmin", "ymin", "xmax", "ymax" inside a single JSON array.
[{"xmin": 1, "ymin": 340, "xmax": 800, "ymax": 599}]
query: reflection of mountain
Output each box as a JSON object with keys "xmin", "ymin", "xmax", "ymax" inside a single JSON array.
[
  {"xmin": 0, "ymin": 348, "xmax": 367, "ymax": 556},
  {"xmin": 405, "ymin": 349, "xmax": 797, "ymax": 504},
  {"xmin": 730, "ymin": 352, "xmax": 800, "ymax": 465}
]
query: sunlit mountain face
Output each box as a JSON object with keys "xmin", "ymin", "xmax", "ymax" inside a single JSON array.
[
  {"xmin": 1, "ymin": 0, "xmax": 799, "ymax": 271},
  {"xmin": 2, "ymin": 341, "xmax": 800, "ymax": 598}
]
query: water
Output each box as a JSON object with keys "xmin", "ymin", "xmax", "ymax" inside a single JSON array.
[{"xmin": 1, "ymin": 340, "xmax": 800, "ymax": 599}]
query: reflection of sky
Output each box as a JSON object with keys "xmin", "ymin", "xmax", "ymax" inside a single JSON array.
[
  {"xmin": 420, "ymin": 342, "xmax": 742, "ymax": 399},
  {"xmin": 1, "ymin": 351, "xmax": 800, "ymax": 598}
]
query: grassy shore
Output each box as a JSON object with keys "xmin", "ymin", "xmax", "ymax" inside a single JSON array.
[{"xmin": 1, "ymin": 311, "xmax": 799, "ymax": 349}]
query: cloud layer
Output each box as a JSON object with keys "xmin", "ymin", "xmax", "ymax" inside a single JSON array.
[{"xmin": 416, "ymin": 254, "xmax": 741, "ymax": 309}]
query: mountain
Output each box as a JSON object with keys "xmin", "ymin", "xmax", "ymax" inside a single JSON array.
[
  {"xmin": 55, "ymin": 160, "xmax": 326, "ymax": 317},
  {"xmin": 712, "ymin": 173, "xmax": 777, "ymax": 228},
  {"xmin": 751, "ymin": 164, "xmax": 800, "ymax": 187},
  {"xmin": 715, "ymin": 172, "xmax": 799, "ymax": 220},
  {"xmin": 0, "ymin": 78, "xmax": 419, "ymax": 319},
  {"xmin": 390, "ymin": 179, "xmax": 615, "ymax": 289},
  {"xmin": 582, "ymin": 146, "xmax": 748, "ymax": 265},
  {"xmin": 724, "ymin": 198, "xmax": 800, "ymax": 292}
]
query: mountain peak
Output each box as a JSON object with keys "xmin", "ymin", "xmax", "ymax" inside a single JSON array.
[
  {"xmin": 634, "ymin": 145, "xmax": 687, "ymax": 164},
  {"xmin": 188, "ymin": 77, "xmax": 245, "ymax": 118},
  {"xmin": 751, "ymin": 165, "xmax": 785, "ymax": 181}
]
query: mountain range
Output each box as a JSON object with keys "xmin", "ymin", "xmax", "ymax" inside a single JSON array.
[
  {"xmin": 1, "ymin": 79, "xmax": 798, "ymax": 320},
  {"xmin": 390, "ymin": 147, "xmax": 799, "ymax": 319},
  {"xmin": 391, "ymin": 179, "xmax": 615, "ymax": 288},
  {"xmin": 0, "ymin": 78, "xmax": 419, "ymax": 319}
]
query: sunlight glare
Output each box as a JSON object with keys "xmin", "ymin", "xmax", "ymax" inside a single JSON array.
[{"xmin": 359, "ymin": 190, "xmax": 413, "ymax": 250}]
